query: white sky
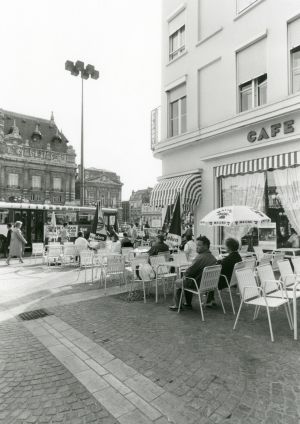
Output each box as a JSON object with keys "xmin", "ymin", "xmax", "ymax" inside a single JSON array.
[{"xmin": 0, "ymin": 0, "xmax": 162, "ymax": 200}]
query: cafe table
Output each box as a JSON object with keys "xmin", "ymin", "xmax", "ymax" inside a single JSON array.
[{"xmin": 272, "ymin": 248, "xmax": 300, "ymax": 257}]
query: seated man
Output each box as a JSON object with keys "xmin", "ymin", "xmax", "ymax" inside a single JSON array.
[
  {"xmin": 75, "ymin": 231, "xmax": 90, "ymax": 260},
  {"xmin": 148, "ymin": 234, "xmax": 169, "ymax": 256},
  {"xmin": 169, "ymin": 235, "xmax": 217, "ymax": 310},
  {"xmin": 121, "ymin": 232, "xmax": 133, "ymax": 248}
]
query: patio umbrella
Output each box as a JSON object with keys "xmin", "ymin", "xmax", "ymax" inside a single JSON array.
[{"xmin": 199, "ymin": 206, "xmax": 271, "ymax": 227}]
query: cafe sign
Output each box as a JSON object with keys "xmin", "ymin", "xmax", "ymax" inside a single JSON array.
[{"xmin": 247, "ymin": 119, "xmax": 295, "ymax": 143}]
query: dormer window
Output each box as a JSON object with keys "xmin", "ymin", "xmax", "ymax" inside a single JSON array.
[
  {"xmin": 32, "ymin": 124, "xmax": 42, "ymax": 141},
  {"xmin": 52, "ymin": 128, "xmax": 62, "ymax": 143}
]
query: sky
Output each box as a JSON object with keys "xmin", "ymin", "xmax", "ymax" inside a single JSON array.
[{"xmin": 0, "ymin": 0, "xmax": 162, "ymax": 200}]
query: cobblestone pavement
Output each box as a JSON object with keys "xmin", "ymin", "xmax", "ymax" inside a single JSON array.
[{"xmin": 1, "ymin": 261, "xmax": 300, "ymax": 423}]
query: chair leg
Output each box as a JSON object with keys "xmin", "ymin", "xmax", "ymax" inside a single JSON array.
[
  {"xmin": 233, "ymin": 301, "xmax": 243, "ymax": 330},
  {"xmin": 155, "ymin": 277, "xmax": 158, "ymax": 303},
  {"xmin": 284, "ymin": 303, "xmax": 293, "ymax": 330},
  {"xmin": 162, "ymin": 279, "xmax": 166, "ymax": 301},
  {"xmin": 142, "ymin": 280, "xmax": 146, "ymax": 303},
  {"xmin": 198, "ymin": 292, "xmax": 204, "ymax": 321},
  {"xmin": 265, "ymin": 306, "xmax": 274, "ymax": 342},
  {"xmin": 217, "ymin": 290, "xmax": 226, "ymax": 314},
  {"xmin": 228, "ymin": 287, "xmax": 235, "ymax": 314},
  {"xmin": 178, "ymin": 289, "xmax": 183, "ymax": 313}
]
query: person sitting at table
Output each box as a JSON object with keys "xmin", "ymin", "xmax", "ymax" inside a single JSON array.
[
  {"xmin": 204, "ymin": 237, "xmax": 242, "ymax": 307},
  {"xmin": 147, "ymin": 234, "xmax": 169, "ymax": 256},
  {"xmin": 184, "ymin": 234, "xmax": 197, "ymax": 262},
  {"xmin": 111, "ymin": 234, "xmax": 121, "ymax": 254},
  {"xmin": 75, "ymin": 231, "xmax": 90, "ymax": 259},
  {"xmin": 169, "ymin": 236, "xmax": 217, "ymax": 310},
  {"xmin": 121, "ymin": 232, "xmax": 133, "ymax": 248},
  {"xmin": 287, "ymin": 228, "xmax": 300, "ymax": 248}
]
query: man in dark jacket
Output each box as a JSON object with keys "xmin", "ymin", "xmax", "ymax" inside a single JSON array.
[
  {"xmin": 4, "ymin": 223, "xmax": 12, "ymax": 258},
  {"xmin": 121, "ymin": 232, "xmax": 133, "ymax": 248},
  {"xmin": 148, "ymin": 234, "xmax": 169, "ymax": 256},
  {"xmin": 169, "ymin": 235, "xmax": 217, "ymax": 310}
]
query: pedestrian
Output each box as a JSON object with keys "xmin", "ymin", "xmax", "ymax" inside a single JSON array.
[
  {"xmin": 60, "ymin": 222, "xmax": 69, "ymax": 244},
  {"xmin": 169, "ymin": 236, "xmax": 217, "ymax": 310},
  {"xmin": 6, "ymin": 221, "xmax": 27, "ymax": 265},
  {"xmin": 4, "ymin": 223, "xmax": 12, "ymax": 258}
]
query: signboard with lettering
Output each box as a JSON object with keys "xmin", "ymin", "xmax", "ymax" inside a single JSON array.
[
  {"xmin": 247, "ymin": 120, "xmax": 295, "ymax": 143},
  {"xmin": 44, "ymin": 225, "xmax": 78, "ymax": 241}
]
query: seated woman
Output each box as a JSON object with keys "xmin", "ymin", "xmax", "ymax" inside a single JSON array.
[
  {"xmin": 206, "ymin": 237, "xmax": 242, "ymax": 307},
  {"xmin": 111, "ymin": 234, "xmax": 121, "ymax": 254}
]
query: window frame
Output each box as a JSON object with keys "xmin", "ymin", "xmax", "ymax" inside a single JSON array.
[
  {"xmin": 169, "ymin": 95, "xmax": 187, "ymax": 137},
  {"xmin": 169, "ymin": 25, "xmax": 185, "ymax": 62},
  {"xmin": 8, "ymin": 173, "xmax": 19, "ymax": 187},
  {"xmin": 291, "ymin": 46, "xmax": 300, "ymax": 94},
  {"xmin": 53, "ymin": 177, "xmax": 62, "ymax": 191},
  {"xmin": 239, "ymin": 73, "xmax": 267, "ymax": 112},
  {"xmin": 32, "ymin": 175, "xmax": 41, "ymax": 189}
]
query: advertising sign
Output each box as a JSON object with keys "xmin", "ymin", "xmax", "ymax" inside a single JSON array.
[{"xmin": 44, "ymin": 225, "xmax": 78, "ymax": 241}]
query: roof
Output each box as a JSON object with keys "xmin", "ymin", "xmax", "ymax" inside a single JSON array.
[{"xmin": 1, "ymin": 109, "xmax": 70, "ymax": 153}]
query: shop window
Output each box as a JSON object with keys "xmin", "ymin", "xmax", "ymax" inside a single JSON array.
[
  {"xmin": 291, "ymin": 47, "xmax": 300, "ymax": 94},
  {"xmin": 239, "ymin": 74, "xmax": 267, "ymax": 112},
  {"xmin": 169, "ymin": 25, "xmax": 185, "ymax": 61},
  {"xmin": 8, "ymin": 173, "xmax": 19, "ymax": 187}
]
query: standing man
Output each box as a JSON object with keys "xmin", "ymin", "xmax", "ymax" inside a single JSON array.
[
  {"xmin": 169, "ymin": 235, "xmax": 217, "ymax": 310},
  {"xmin": 4, "ymin": 223, "xmax": 12, "ymax": 258}
]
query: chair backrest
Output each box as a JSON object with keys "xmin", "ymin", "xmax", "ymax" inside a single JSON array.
[
  {"xmin": 278, "ymin": 259, "xmax": 295, "ymax": 286},
  {"xmin": 32, "ymin": 243, "xmax": 44, "ymax": 255},
  {"xmin": 257, "ymin": 264, "xmax": 278, "ymax": 293},
  {"xmin": 107, "ymin": 254, "xmax": 125, "ymax": 273},
  {"xmin": 172, "ymin": 251, "xmax": 188, "ymax": 266},
  {"xmin": 199, "ymin": 265, "xmax": 222, "ymax": 292},
  {"xmin": 236, "ymin": 268, "xmax": 259, "ymax": 301},
  {"xmin": 47, "ymin": 246, "xmax": 62, "ymax": 257},
  {"xmin": 272, "ymin": 252, "xmax": 285, "ymax": 271},
  {"xmin": 292, "ymin": 257, "xmax": 300, "ymax": 275},
  {"xmin": 240, "ymin": 245, "xmax": 248, "ymax": 253},
  {"xmin": 121, "ymin": 247, "xmax": 134, "ymax": 261},
  {"xmin": 242, "ymin": 257, "xmax": 256, "ymax": 271},
  {"xmin": 229, "ymin": 261, "xmax": 246, "ymax": 286},
  {"xmin": 80, "ymin": 250, "xmax": 93, "ymax": 266},
  {"xmin": 49, "ymin": 242, "xmax": 60, "ymax": 246},
  {"xmin": 254, "ymin": 246, "xmax": 264, "ymax": 261},
  {"xmin": 150, "ymin": 255, "xmax": 169, "ymax": 275},
  {"xmin": 259, "ymin": 253, "xmax": 273, "ymax": 266},
  {"xmin": 63, "ymin": 245, "xmax": 76, "ymax": 256},
  {"xmin": 130, "ymin": 257, "xmax": 149, "ymax": 274}
]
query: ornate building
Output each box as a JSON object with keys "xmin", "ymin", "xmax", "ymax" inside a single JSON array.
[
  {"xmin": 0, "ymin": 109, "xmax": 76, "ymax": 204},
  {"xmin": 76, "ymin": 167, "xmax": 123, "ymax": 220}
]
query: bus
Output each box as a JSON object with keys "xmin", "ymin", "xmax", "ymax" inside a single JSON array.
[{"xmin": 0, "ymin": 202, "xmax": 118, "ymax": 252}]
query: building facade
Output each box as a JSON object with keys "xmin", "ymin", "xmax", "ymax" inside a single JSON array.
[
  {"xmin": 0, "ymin": 109, "xmax": 76, "ymax": 204},
  {"xmin": 121, "ymin": 201, "xmax": 130, "ymax": 225},
  {"xmin": 129, "ymin": 188, "xmax": 153, "ymax": 225},
  {"xmin": 141, "ymin": 203, "xmax": 162, "ymax": 228},
  {"xmin": 151, "ymin": 0, "xmax": 300, "ymax": 247}
]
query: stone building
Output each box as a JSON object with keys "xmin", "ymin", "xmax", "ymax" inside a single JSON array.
[
  {"xmin": 129, "ymin": 188, "xmax": 153, "ymax": 224},
  {"xmin": 0, "ymin": 109, "xmax": 76, "ymax": 204}
]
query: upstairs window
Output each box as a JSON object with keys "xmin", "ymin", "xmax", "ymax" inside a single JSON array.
[
  {"xmin": 169, "ymin": 25, "xmax": 185, "ymax": 61},
  {"xmin": 288, "ymin": 18, "xmax": 300, "ymax": 94},
  {"xmin": 237, "ymin": 37, "xmax": 267, "ymax": 112},
  {"xmin": 168, "ymin": 83, "xmax": 187, "ymax": 137},
  {"xmin": 53, "ymin": 177, "xmax": 61, "ymax": 190},
  {"xmin": 8, "ymin": 173, "xmax": 18, "ymax": 187},
  {"xmin": 32, "ymin": 175, "xmax": 41, "ymax": 189},
  {"xmin": 240, "ymin": 74, "xmax": 267, "ymax": 112}
]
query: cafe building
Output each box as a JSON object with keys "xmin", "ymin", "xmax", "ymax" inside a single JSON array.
[{"xmin": 151, "ymin": 0, "xmax": 300, "ymax": 247}]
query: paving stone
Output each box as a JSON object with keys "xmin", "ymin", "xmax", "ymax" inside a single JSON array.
[
  {"xmin": 104, "ymin": 358, "xmax": 137, "ymax": 381},
  {"xmin": 75, "ymin": 369, "xmax": 109, "ymax": 393},
  {"xmin": 125, "ymin": 391, "xmax": 162, "ymax": 420},
  {"xmin": 85, "ymin": 358, "xmax": 109, "ymax": 376},
  {"xmin": 125, "ymin": 373, "xmax": 165, "ymax": 402},
  {"xmin": 93, "ymin": 386, "xmax": 135, "ymax": 418},
  {"xmin": 118, "ymin": 409, "xmax": 153, "ymax": 424},
  {"xmin": 103, "ymin": 373, "xmax": 132, "ymax": 395}
]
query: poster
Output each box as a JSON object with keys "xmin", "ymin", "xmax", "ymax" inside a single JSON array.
[{"xmin": 44, "ymin": 225, "xmax": 78, "ymax": 241}]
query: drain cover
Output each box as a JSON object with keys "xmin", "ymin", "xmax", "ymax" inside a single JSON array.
[{"xmin": 18, "ymin": 309, "xmax": 52, "ymax": 321}]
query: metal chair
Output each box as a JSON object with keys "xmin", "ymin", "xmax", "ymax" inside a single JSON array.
[
  {"xmin": 178, "ymin": 265, "xmax": 224, "ymax": 320},
  {"xmin": 103, "ymin": 254, "xmax": 126, "ymax": 293},
  {"xmin": 291, "ymin": 256, "xmax": 300, "ymax": 275},
  {"xmin": 234, "ymin": 267, "xmax": 291, "ymax": 342},
  {"xmin": 150, "ymin": 255, "xmax": 177, "ymax": 303},
  {"xmin": 278, "ymin": 259, "xmax": 300, "ymax": 290},
  {"xmin": 79, "ymin": 250, "xmax": 95, "ymax": 283},
  {"xmin": 254, "ymin": 246, "xmax": 264, "ymax": 262},
  {"xmin": 258, "ymin": 253, "xmax": 273, "ymax": 266},
  {"xmin": 271, "ymin": 252, "xmax": 285, "ymax": 272},
  {"xmin": 129, "ymin": 257, "xmax": 152, "ymax": 302},
  {"xmin": 46, "ymin": 245, "xmax": 62, "ymax": 266},
  {"xmin": 60, "ymin": 245, "xmax": 77, "ymax": 267},
  {"xmin": 121, "ymin": 247, "xmax": 134, "ymax": 264},
  {"xmin": 31, "ymin": 243, "xmax": 44, "ymax": 264}
]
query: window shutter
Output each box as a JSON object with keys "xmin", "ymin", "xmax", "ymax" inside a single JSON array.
[
  {"xmin": 237, "ymin": 37, "xmax": 267, "ymax": 85},
  {"xmin": 169, "ymin": 84, "xmax": 186, "ymax": 103},
  {"xmin": 169, "ymin": 11, "xmax": 185, "ymax": 35},
  {"xmin": 288, "ymin": 17, "xmax": 300, "ymax": 50}
]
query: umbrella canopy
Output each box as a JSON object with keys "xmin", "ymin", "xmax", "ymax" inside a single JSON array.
[
  {"xmin": 199, "ymin": 206, "xmax": 271, "ymax": 227},
  {"xmin": 50, "ymin": 211, "xmax": 56, "ymax": 227}
]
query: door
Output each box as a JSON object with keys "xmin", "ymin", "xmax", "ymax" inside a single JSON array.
[{"xmin": 30, "ymin": 211, "xmax": 44, "ymax": 244}]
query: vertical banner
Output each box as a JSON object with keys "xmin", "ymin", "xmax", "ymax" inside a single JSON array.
[
  {"xmin": 91, "ymin": 202, "xmax": 107, "ymax": 241},
  {"xmin": 166, "ymin": 194, "xmax": 182, "ymax": 248},
  {"xmin": 162, "ymin": 205, "xmax": 171, "ymax": 233}
]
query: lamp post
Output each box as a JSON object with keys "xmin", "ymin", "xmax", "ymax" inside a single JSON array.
[{"xmin": 65, "ymin": 60, "xmax": 99, "ymax": 206}]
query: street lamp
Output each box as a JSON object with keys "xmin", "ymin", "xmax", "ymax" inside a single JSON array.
[{"xmin": 65, "ymin": 60, "xmax": 99, "ymax": 206}]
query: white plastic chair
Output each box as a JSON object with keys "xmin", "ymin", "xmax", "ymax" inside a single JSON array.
[
  {"xmin": 291, "ymin": 257, "xmax": 300, "ymax": 275},
  {"xmin": 79, "ymin": 250, "xmax": 94, "ymax": 283},
  {"xmin": 271, "ymin": 252, "xmax": 285, "ymax": 272},
  {"xmin": 46, "ymin": 246, "xmax": 62, "ymax": 266},
  {"xmin": 234, "ymin": 267, "xmax": 291, "ymax": 342},
  {"xmin": 178, "ymin": 265, "xmax": 224, "ymax": 320},
  {"xmin": 32, "ymin": 243, "xmax": 44, "ymax": 263},
  {"xmin": 129, "ymin": 257, "xmax": 152, "ymax": 303},
  {"xmin": 278, "ymin": 260, "xmax": 300, "ymax": 290},
  {"xmin": 150, "ymin": 255, "xmax": 177, "ymax": 303},
  {"xmin": 254, "ymin": 246, "xmax": 264, "ymax": 262},
  {"xmin": 258, "ymin": 253, "xmax": 273, "ymax": 266},
  {"xmin": 103, "ymin": 254, "xmax": 126, "ymax": 293},
  {"xmin": 121, "ymin": 247, "xmax": 134, "ymax": 264},
  {"xmin": 61, "ymin": 245, "xmax": 77, "ymax": 267}
]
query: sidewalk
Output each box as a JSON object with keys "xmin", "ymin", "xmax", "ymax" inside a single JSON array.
[{"xmin": 0, "ymin": 262, "xmax": 300, "ymax": 423}]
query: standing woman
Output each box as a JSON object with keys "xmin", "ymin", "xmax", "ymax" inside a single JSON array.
[{"xmin": 6, "ymin": 221, "xmax": 27, "ymax": 265}]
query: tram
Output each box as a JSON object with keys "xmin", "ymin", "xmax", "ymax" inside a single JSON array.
[{"xmin": 0, "ymin": 202, "xmax": 118, "ymax": 251}]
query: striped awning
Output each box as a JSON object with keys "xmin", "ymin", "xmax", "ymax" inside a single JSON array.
[
  {"xmin": 150, "ymin": 173, "xmax": 202, "ymax": 208},
  {"xmin": 216, "ymin": 151, "xmax": 300, "ymax": 178}
]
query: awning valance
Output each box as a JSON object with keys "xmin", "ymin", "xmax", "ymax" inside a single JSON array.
[
  {"xmin": 150, "ymin": 173, "xmax": 202, "ymax": 208},
  {"xmin": 216, "ymin": 151, "xmax": 300, "ymax": 178}
]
